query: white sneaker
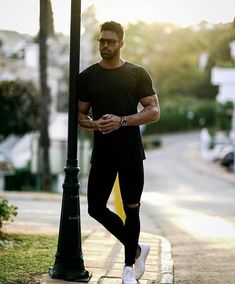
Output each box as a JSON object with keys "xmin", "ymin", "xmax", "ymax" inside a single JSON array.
[
  {"xmin": 122, "ymin": 266, "xmax": 137, "ymax": 284},
  {"xmin": 134, "ymin": 243, "xmax": 150, "ymax": 280}
]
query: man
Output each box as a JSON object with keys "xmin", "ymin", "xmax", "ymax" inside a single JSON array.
[{"xmin": 78, "ymin": 21, "xmax": 160, "ymax": 284}]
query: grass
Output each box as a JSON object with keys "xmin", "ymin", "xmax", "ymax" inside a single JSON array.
[{"xmin": 0, "ymin": 232, "xmax": 58, "ymax": 284}]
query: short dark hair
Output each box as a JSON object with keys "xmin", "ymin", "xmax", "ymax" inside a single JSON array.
[{"xmin": 100, "ymin": 21, "xmax": 124, "ymax": 40}]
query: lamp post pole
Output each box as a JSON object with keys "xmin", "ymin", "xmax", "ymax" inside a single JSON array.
[{"xmin": 49, "ymin": 0, "xmax": 89, "ymax": 281}]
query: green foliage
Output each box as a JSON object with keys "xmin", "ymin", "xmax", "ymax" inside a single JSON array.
[
  {"xmin": 215, "ymin": 101, "xmax": 234, "ymax": 131},
  {"xmin": 144, "ymin": 99, "xmax": 234, "ymax": 134},
  {"xmin": 0, "ymin": 233, "xmax": 86, "ymax": 283},
  {"xmin": 207, "ymin": 24, "xmax": 235, "ymax": 68},
  {"xmin": 5, "ymin": 168, "xmax": 37, "ymax": 192},
  {"xmin": 0, "ymin": 80, "xmax": 39, "ymax": 138},
  {"xmin": 143, "ymin": 137, "xmax": 162, "ymax": 149},
  {"xmin": 121, "ymin": 21, "xmax": 235, "ymax": 104},
  {"xmin": 0, "ymin": 199, "xmax": 17, "ymax": 229},
  {"xmin": 144, "ymin": 99, "xmax": 216, "ymax": 134}
]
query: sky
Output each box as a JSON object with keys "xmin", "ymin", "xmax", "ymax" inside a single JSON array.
[{"xmin": 0, "ymin": 0, "xmax": 234, "ymax": 36}]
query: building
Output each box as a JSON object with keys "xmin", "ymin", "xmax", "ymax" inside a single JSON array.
[{"xmin": 211, "ymin": 40, "xmax": 235, "ymax": 135}]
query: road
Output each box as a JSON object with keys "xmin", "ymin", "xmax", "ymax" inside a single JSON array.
[
  {"xmin": 2, "ymin": 132, "xmax": 235, "ymax": 283},
  {"xmin": 141, "ymin": 132, "xmax": 235, "ymax": 284}
]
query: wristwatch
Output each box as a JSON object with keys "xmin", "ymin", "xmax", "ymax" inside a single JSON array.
[{"xmin": 120, "ymin": 116, "xmax": 128, "ymax": 127}]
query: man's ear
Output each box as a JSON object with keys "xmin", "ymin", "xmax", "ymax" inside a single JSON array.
[{"xmin": 120, "ymin": 40, "xmax": 124, "ymax": 48}]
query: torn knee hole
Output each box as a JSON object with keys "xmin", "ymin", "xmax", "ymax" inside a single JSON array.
[
  {"xmin": 126, "ymin": 203, "xmax": 139, "ymax": 208},
  {"xmin": 124, "ymin": 203, "xmax": 140, "ymax": 215}
]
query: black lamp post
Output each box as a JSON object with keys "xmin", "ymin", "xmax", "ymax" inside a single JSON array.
[{"xmin": 49, "ymin": 0, "xmax": 90, "ymax": 281}]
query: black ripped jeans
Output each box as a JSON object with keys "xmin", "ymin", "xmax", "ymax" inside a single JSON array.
[{"xmin": 87, "ymin": 161, "xmax": 144, "ymax": 265}]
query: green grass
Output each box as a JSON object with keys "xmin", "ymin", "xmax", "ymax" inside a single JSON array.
[{"xmin": 0, "ymin": 233, "xmax": 57, "ymax": 284}]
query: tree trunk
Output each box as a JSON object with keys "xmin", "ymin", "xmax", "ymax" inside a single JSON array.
[{"xmin": 39, "ymin": 0, "xmax": 52, "ymax": 191}]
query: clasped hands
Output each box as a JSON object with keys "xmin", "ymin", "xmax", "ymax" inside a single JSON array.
[{"xmin": 96, "ymin": 114, "xmax": 121, "ymax": 134}]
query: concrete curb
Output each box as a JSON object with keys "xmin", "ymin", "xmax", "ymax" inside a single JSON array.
[{"xmin": 159, "ymin": 236, "xmax": 174, "ymax": 284}]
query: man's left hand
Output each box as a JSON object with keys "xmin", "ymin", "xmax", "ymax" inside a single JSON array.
[{"xmin": 98, "ymin": 114, "xmax": 121, "ymax": 134}]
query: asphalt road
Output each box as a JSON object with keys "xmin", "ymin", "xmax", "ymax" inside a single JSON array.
[
  {"xmin": 2, "ymin": 131, "xmax": 235, "ymax": 283},
  {"xmin": 141, "ymin": 131, "xmax": 235, "ymax": 284}
]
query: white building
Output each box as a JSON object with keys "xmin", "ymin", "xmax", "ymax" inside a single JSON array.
[
  {"xmin": 211, "ymin": 40, "xmax": 235, "ymax": 135},
  {"xmin": 211, "ymin": 68, "xmax": 235, "ymax": 103}
]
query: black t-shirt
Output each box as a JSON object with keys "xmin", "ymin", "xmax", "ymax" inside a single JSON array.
[{"xmin": 78, "ymin": 62, "xmax": 155, "ymax": 165}]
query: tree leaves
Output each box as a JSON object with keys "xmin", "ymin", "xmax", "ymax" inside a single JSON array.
[{"xmin": 0, "ymin": 80, "xmax": 39, "ymax": 138}]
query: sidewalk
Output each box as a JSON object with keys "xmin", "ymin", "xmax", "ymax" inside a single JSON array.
[
  {"xmin": 40, "ymin": 229, "xmax": 173, "ymax": 284},
  {"xmin": 1, "ymin": 191, "xmax": 173, "ymax": 284}
]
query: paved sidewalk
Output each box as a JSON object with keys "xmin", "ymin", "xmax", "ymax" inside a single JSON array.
[
  {"xmin": 1, "ymin": 191, "xmax": 174, "ymax": 284},
  {"xmin": 40, "ymin": 229, "xmax": 173, "ymax": 284}
]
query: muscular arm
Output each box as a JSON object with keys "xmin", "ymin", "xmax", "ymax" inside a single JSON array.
[
  {"xmin": 124, "ymin": 94, "xmax": 160, "ymax": 126},
  {"xmin": 98, "ymin": 94, "xmax": 160, "ymax": 134},
  {"xmin": 78, "ymin": 94, "xmax": 160, "ymax": 134},
  {"xmin": 78, "ymin": 101, "xmax": 99, "ymax": 131}
]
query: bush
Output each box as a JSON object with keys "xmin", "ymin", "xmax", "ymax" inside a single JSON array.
[
  {"xmin": 143, "ymin": 100, "xmax": 217, "ymax": 135},
  {"xmin": 0, "ymin": 199, "xmax": 18, "ymax": 230},
  {"xmin": 5, "ymin": 168, "xmax": 37, "ymax": 191},
  {"xmin": 143, "ymin": 136, "xmax": 162, "ymax": 149},
  {"xmin": 0, "ymin": 80, "xmax": 39, "ymax": 138},
  {"xmin": 215, "ymin": 101, "xmax": 234, "ymax": 131}
]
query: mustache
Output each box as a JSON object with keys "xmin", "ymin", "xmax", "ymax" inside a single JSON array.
[{"xmin": 101, "ymin": 48, "xmax": 111, "ymax": 52}]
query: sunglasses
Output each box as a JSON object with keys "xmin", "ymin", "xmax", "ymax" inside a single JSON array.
[{"xmin": 97, "ymin": 38, "xmax": 120, "ymax": 47}]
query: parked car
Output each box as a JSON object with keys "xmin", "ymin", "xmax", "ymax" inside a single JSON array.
[{"xmin": 219, "ymin": 146, "xmax": 235, "ymax": 171}]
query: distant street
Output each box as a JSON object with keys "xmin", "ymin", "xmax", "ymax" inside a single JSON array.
[
  {"xmin": 141, "ymin": 132, "xmax": 235, "ymax": 284},
  {"xmin": 2, "ymin": 131, "xmax": 235, "ymax": 283}
]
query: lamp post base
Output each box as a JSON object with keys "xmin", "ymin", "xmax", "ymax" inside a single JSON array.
[{"xmin": 49, "ymin": 262, "xmax": 90, "ymax": 282}]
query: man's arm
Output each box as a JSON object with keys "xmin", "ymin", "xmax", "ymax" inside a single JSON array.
[
  {"xmin": 78, "ymin": 101, "xmax": 99, "ymax": 131},
  {"xmin": 124, "ymin": 94, "xmax": 160, "ymax": 126},
  {"xmin": 98, "ymin": 94, "xmax": 160, "ymax": 134}
]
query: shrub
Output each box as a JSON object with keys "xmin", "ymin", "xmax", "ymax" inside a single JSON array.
[
  {"xmin": 0, "ymin": 80, "xmax": 39, "ymax": 138},
  {"xmin": 5, "ymin": 168, "xmax": 37, "ymax": 191},
  {"xmin": 215, "ymin": 101, "xmax": 233, "ymax": 131},
  {"xmin": 143, "ymin": 100, "xmax": 217, "ymax": 135},
  {"xmin": 0, "ymin": 199, "xmax": 18, "ymax": 230}
]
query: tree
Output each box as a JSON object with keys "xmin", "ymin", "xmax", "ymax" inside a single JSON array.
[
  {"xmin": 122, "ymin": 21, "xmax": 234, "ymax": 102},
  {"xmin": 47, "ymin": 0, "xmax": 55, "ymax": 37},
  {"xmin": 39, "ymin": 0, "xmax": 53, "ymax": 191},
  {"xmin": 0, "ymin": 80, "xmax": 39, "ymax": 139},
  {"xmin": 81, "ymin": 4, "xmax": 99, "ymax": 68}
]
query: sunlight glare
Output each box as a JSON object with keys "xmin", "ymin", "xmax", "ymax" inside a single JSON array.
[
  {"xmin": 142, "ymin": 192, "xmax": 170, "ymax": 206},
  {"xmin": 177, "ymin": 216, "xmax": 235, "ymax": 239},
  {"xmin": 142, "ymin": 192, "xmax": 235, "ymax": 243},
  {"xmin": 0, "ymin": 0, "xmax": 234, "ymax": 35},
  {"xmin": 93, "ymin": 0, "xmax": 235, "ymax": 27}
]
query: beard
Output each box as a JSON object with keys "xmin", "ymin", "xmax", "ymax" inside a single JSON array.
[{"xmin": 100, "ymin": 47, "xmax": 119, "ymax": 60}]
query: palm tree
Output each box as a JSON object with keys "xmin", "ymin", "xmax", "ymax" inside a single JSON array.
[{"xmin": 38, "ymin": 0, "xmax": 54, "ymax": 191}]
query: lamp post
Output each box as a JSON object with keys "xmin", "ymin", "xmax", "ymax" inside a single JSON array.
[{"xmin": 49, "ymin": 0, "xmax": 90, "ymax": 281}]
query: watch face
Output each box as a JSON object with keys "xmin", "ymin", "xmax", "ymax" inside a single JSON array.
[{"xmin": 121, "ymin": 117, "xmax": 127, "ymax": 126}]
